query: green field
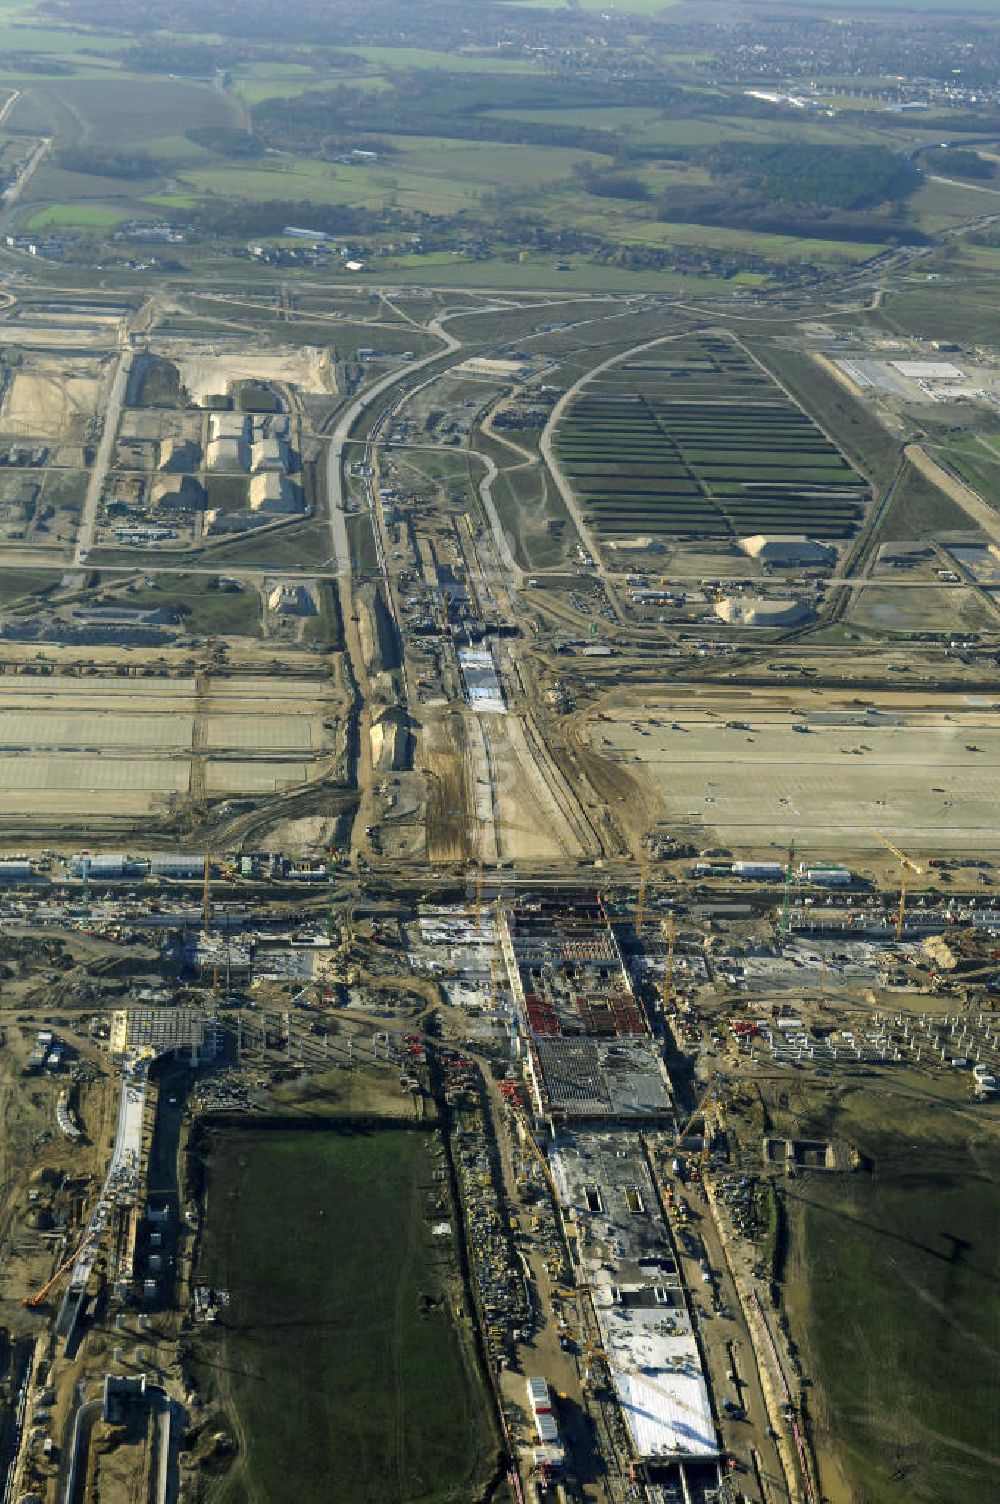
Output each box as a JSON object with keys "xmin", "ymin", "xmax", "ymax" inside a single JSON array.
[
  {"xmin": 351, "ymin": 45, "xmax": 541, "ymax": 74},
  {"xmin": 910, "ymin": 175, "xmax": 1000, "ymax": 234},
  {"xmin": 0, "ymin": 8, "xmax": 952, "ymax": 281},
  {"xmin": 789, "ymin": 1075, "xmax": 1000, "ymax": 1504},
  {"xmin": 553, "ymin": 334, "xmax": 869, "ymax": 548},
  {"xmin": 191, "ymin": 1126, "xmax": 495, "ymax": 1504},
  {"xmin": 929, "ymin": 435, "xmax": 1000, "ymax": 507},
  {"xmin": 0, "ymin": 567, "xmax": 62, "ymax": 607},
  {"xmin": 26, "ymin": 202, "xmax": 130, "ymax": 229},
  {"xmin": 117, "ymin": 575, "xmax": 263, "ymax": 637}
]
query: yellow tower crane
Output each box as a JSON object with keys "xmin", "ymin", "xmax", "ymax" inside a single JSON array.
[
  {"xmin": 662, "ymin": 913, "xmax": 677, "ymax": 1013},
  {"xmin": 635, "ymin": 851, "xmax": 649, "ymax": 938},
  {"xmin": 674, "ymin": 1072, "xmax": 725, "ymax": 1147},
  {"xmin": 202, "ymin": 851, "xmax": 212, "ymax": 933},
  {"xmin": 868, "ymin": 830, "xmax": 924, "ymax": 941}
]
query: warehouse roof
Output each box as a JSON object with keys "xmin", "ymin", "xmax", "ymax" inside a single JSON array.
[
  {"xmin": 531, "ymin": 1037, "xmax": 671, "ymax": 1119},
  {"xmin": 549, "ymin": 1131, "xmax": 717, "ymax": 1461},
  {"xmin": 891, "ymin": 359, "xmax": 963, "ymax": 380}
]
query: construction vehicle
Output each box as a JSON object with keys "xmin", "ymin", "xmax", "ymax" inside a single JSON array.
[{"xmin": 868, "ymin": 830, "xmax": 925, "ymax": 941}]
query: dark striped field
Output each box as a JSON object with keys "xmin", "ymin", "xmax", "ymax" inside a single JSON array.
[{"xmin": 553, "ymin": 336, "xmax": 869, "ymax": 546}]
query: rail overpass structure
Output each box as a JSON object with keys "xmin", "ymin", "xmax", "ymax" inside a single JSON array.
[{"xmin": 56, "ymin": 1009, "xmax": 219, "ymax": 1347}]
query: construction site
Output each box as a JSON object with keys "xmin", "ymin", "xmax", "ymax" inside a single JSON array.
[{"xmin": 0, "ymin": 273, "xmax": 995, "ymax": 1504}]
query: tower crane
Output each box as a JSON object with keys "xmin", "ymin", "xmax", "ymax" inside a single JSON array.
[
  {"xmin": 202, "ymin": 851, "xmax": 212, "ymax": 933},
  {"xmin": 662, "ymin": 913, "xmax": 677, "ymax": 1013},
  {"xmin": 23, "ymin": 1233, "xmax": 94, "ymax": 1309},
  {"xmin": 635, "ymin": 849, "xmax": 650, "ymax": 937},
  {"xmin": 674, "ymin": 1072, "xmax": 724, "ymax": 1147},
  {"xmin": 777, "ymin": 841, "xmax": 796, "ymax": 944},
  {"xmin": 868, "ymin": 830, "xmax": 924, "ymax": 941}
]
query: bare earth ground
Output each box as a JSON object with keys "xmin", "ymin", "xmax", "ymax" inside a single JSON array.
[
  {"xmin": 0, "ymin": 668, "xmax": 342, "ymax": 829},
  {"xmin": 583, "ymin": 686, "xmax": 1000, "ymax": 858}
]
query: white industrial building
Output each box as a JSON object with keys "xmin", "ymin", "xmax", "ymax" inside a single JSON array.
[
  {"xmin": 548, "ymin": 1131, "xmax": 718, "ymax": 1463},
  {"xmin": 146, "ymin": 852, "xmax": 204, "ymax": 878},
  {"xmin": 891, "ymin": 359, "xmax": 963, "ymax": 381},
  {"xmin": 69, "ymin": 853, "xmax": 133, "ymax": 879}
]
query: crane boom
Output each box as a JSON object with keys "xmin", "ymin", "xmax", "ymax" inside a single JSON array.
[
  {"xmin": 867, "ymin": 829, "xmax": 925, "ymax": 874},
  {"xmin": 868, "ymin": 830, "xmax": 924, "ymax": 940},
  {"xmin": 674, "ymin": 1072, "xmax": 724, "ymax": 1146},
  {"xmin": 618, "ymin": 1366, "xmax": 707, "ymax": 1425},
  {"xmin": 24, "ymin": 1233, "xmax": 94, "ymax": 1308},
  {"xmin": 662, "ymin": 914, "xmax": 677, "ymax": 1013}
]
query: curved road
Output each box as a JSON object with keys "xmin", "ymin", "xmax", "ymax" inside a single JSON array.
[
  {"xmin": 325, "ymin": 317, "xmax": 461, "ymax": 579},
  {"xmin": 539, "ymin": 331, "xmax": 693, "ymax": 617}
]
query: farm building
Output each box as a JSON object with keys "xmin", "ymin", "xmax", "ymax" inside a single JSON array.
[
  {"xmin": 739, "ymin": 535, "xmax": 835, "ymax": 567},
  {"xmin": 152, "ymin": 475, "xmax": 204, "ymax": 514},
  {"xmin": 714, "ymin": 595, "xmax": 813, "ymax": 627},
  {"xmin": 251, "ymin": 436, "xmax": 289, "ymax": 472},
  {"xmin": 209, "ymin": 413, "xmax": 249, "ymax": 442},
  {"xmin": 250, "ymin": 473, "xmax": 303, "ymax": 514},
  {"xmin": 158, "ymin": 437, "xmax": 200, "ymax": 473},
  {"xmin": 268, "ymin": 583, "xmax": 315, "ymax": 615},
  {"xmin": 207, "ymin": 436, "xmax": 249, "ymax": 472}
]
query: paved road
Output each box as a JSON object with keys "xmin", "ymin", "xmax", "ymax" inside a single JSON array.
[
  {"xmin": 74, "ymin": 347, "xmax": 133, "ymax": 564},
  {"xmin": 538, "ymin": 331, "xmax": 696, "ymax": 619},
  {"xmin": 928, "ymin": 173, "xmax": 1000, "ymax": 196},
  {"xmin": 0, "ymin": 89, "xmax": 20, "ymax": 128},
  {"xmin": 325, "ymin": 318, "xmax": 461, "ymax": 579},
  {"xmin": 1, "ymin": 134, "xmax": 51, "ymax": 226}
]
